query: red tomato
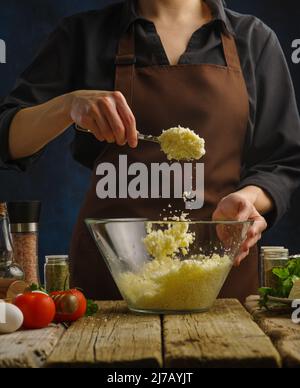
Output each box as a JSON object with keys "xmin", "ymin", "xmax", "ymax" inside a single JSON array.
[
  {"xmin": 14, "ymin": 292, "xmax": 56, "ymax": 329},
  {"xmin": 51, "ymin": 289, "xmax": 87, "ymax": 323}
]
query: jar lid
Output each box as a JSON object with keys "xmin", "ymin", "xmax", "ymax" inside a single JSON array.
[
  {"xmin": 263, "ymin": 247, "xmax": 289, "ymax": 259},
  {"xmin": 7, "ymin": 201, "xmax": 41, "ymax": 224},
  {"xmin": 46, "ymin": 255, "xmax": 69, "ymax": 264},
  {"xmin": 289, "ymin": 254, "xmax": 300, "ymax": 259},
  {"xmin": 261, "ymin": 246, "xmax": 284, "ymax": 250}
]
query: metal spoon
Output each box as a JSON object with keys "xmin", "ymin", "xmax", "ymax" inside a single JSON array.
[
  {"xmin": 137, "ymin": 133, "xmax": 159, "ymax": 144},
  {"xmin": 75, "ymin": 124, "xmax": 160, "ymax": 144}
]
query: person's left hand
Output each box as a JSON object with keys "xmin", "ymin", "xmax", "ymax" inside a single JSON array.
[{"xmin": 212, "ymin": 192, "xmax": 267, "ymax": 266}]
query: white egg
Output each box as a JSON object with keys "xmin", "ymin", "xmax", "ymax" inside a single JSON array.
[{"xmin": 0, "ymin": 302, "xmax": 24, "ymax": 334}]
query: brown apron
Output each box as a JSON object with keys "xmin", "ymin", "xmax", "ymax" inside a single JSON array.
[{"xmin": 70, "ymin": 25, "xmax": 259, "ymax": 302}]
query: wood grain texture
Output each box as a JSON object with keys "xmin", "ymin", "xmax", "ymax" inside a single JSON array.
[
  {"xmin": 163, "ymin": 299, "xmax": 281, "ymax": 368},
  {"xmin": 245, "ymin": 296, "xmax": 300, "ymax": 368},
  {"xmin": 47, "ymin": 301, "xmax": 162, "ymax": 368},
  {"xmin": 0, "ymin": 325, "xmax": 65, "ymax": 368}
]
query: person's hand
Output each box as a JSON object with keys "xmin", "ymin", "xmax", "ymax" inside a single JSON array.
[
  {"xmin": 69, "ymin": 90, "xmax": 138, "ymax": 147},
  {"xmin": 212, "ymin": 192, "xmax": 267, "ymax": 266}
]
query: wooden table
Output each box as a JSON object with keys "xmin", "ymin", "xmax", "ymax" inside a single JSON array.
[
  {"xmin": 245, "ymin": 296, "xmax": 300, "ymax": 368},
  {"xmin": 0, "ymin": 298, "xmax": 298, "ymax": 368}
]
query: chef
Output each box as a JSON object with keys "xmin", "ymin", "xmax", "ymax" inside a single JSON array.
[{"xmin": 1, "ymin": 0, "xmax": 300, "ymax": 301}]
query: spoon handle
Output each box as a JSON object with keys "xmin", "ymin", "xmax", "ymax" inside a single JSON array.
[
  {"xmin": 75, "ymin": 125, "xmax": 160, "ymax": 144},
  {"xmin": 75, "ymin": 124, "xmax": 92, "ymax": 133},
  {"xmin": 137, "ymin": 133, "xmax": 160, "ymax": 144}
]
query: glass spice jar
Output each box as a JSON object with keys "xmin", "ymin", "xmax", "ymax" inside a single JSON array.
[
  {"xmin": 259, "ymin": 246, "xmax": 284, "ymax": 287},
  {"xmin": 7, "ymin": 201, "xmax": 41, "ymax": 285},
  {"xmin": 262, "ymin": 247, "xmax": 289, "ymax": 288},
  {"xmin": 44, "ymin": 256, "xmax": 70, "ymax": 293}
]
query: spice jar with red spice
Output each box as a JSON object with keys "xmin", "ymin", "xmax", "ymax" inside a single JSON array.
[{"xmin": 7, "ymin": 201, "xmax": 41, "ymax": 285}]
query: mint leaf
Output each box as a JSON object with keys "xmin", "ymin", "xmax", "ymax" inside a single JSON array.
[
  {"xmin": 272, "ymin": 267, "xmax": 290, "ymax": 280},
  {"xmin": 258, "ymin": 258, "xmax": 300, "ymax": 305}
]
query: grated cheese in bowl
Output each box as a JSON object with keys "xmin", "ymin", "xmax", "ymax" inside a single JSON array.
[
  {"xmin": 118, "ymin": 254, "xmax": 232, "ymax": 312},
  {"xmin": 158, "ymin": 126, "xmax": 206, "ymax": 161},
  {"xmin": 117, "ymin": 215, "xmax": 232, "ymax": 313}
]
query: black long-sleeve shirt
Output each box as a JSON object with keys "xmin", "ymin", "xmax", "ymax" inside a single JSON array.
[{"xmin": 0, "ymin": 0, "xmax": 300, "ymax": 225}]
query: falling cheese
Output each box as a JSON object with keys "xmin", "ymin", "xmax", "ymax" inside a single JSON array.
[{"xmin": 143, "ymin": 214, "xmax": 195, "ymax": 259}]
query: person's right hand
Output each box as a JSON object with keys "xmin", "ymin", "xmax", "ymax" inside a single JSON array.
[
  {"xmin": 213, "ymin": 192, "xmax": 267, "ymax": 266},
  {"xmin": 69, "ymin": 90, "xmax": 138, "ymax": 148}
]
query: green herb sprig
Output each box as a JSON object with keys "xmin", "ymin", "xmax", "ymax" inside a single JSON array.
[
  {"xmin": 259, "ymin": 258, "xmax": 300, "ymax": 307},
  {"xmin": 85, "ymin": 300, "xmax": 99, "ymax": 316}
]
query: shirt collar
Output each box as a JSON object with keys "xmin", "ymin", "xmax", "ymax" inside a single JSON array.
[
  {"xmin": 120, "ymin": 0, "xmax": 235, "ymax": 36},
  {"xmin": 206, "ymin": 0, "xmax": 235, "ymax": 35}
]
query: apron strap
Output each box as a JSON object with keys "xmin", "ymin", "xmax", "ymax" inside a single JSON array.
[
  {"xmin": 115, "ymin": 24, "xmax": 136, "ymax": 107},
  {"xmin": 221, "ymin": 32, "xmax": 242, "ymax": 71}
]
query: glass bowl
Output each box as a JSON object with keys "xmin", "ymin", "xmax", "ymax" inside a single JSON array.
[{"xmin": 86, "ymin": 219, "xmax": 252, "ymax": 314}]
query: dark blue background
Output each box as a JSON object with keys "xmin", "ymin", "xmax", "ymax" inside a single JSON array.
[{"xmin": 0, "ymin": 0, "xmax": 299, "ymax": 279}]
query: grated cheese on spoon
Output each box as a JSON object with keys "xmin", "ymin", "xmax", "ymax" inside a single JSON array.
[{"xmin": 158, "ymin": 126, "xmax": 206, "ymax": 161}]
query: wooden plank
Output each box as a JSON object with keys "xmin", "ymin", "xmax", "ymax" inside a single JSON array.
[
  {"xmin": 245, "ymin": 296, "xmax": 300, "ymax": 339},
  {"xmin": 245, "ymin": 296, "xmax": 300, "ymax": 368},
  {"xmin": 0, "ymin": 325, "xmax": 65, "ymax": 368},
  {"xmin": 47, "ymin": 301, "xmax": 162, "ymax": 368},
  {"xmin": 163, "ymin": 299, "xmax": 281, "ymax": 368},
  {"xmin": 276, "ymin": 337, "xmax": 300, "ymax": 368}
]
